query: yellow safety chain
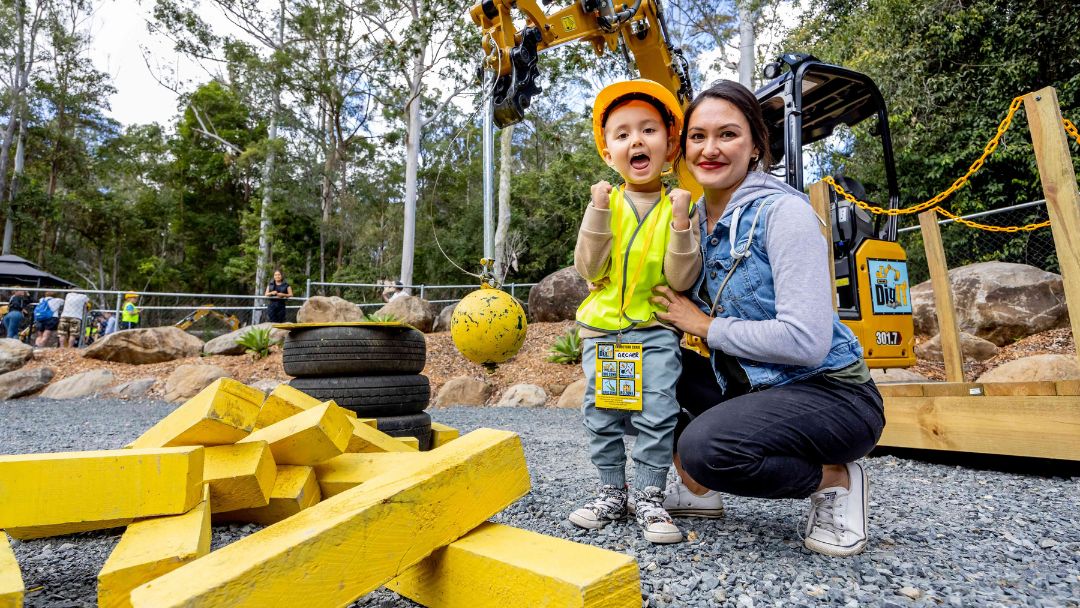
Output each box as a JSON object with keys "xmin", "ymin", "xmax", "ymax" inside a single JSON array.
[{"xmin": 823, "ymin": 96, "xmax": 1080, "ymax": 233}]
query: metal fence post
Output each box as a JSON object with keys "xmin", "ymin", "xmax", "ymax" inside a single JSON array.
[{"xmin": 305, "ymin": 278, "xmax": 311, "ymax": 299}]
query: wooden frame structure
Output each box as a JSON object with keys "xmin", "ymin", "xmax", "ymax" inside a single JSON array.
[{"xmin": 817, "ymin": 87, "xmax": 1080, "ymax": 461}]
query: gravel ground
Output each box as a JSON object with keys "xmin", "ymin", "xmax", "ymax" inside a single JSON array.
[{"xmin": 2, "ymin": 398, "xmax": 1078, "ymax": 607}]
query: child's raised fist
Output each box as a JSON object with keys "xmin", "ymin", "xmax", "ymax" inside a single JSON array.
[{"xmin": 590, "ymin": 180, "xmax": 613, "ymax": 210}]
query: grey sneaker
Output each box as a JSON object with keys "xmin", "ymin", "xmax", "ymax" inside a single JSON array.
[
  {"xmin": 804, "ymin": 461, "xmax": 869, "ymax": 557},
  {"xmin": 663, "ymin": 479, "xmax": 725, "ymax": 518},
  {"xmin": 568, "ymin": 484, "xmax": 628, "ymax": 530},
  {"xmin": 634, "ymin": 486, "xmax": 683, "ymax": 544}
]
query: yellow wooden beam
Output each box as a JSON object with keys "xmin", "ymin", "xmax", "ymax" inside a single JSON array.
[
  {"xmin": 397, "ymin": 436, "xmax": 420, "ymax": 450},
  {"xmin": 345, "ymin": 418, "xmax": 415, "ymax": 453},
  {"xmin": 216, "ymin": 466, "xmax": 320, "ymax": 525},
  {"xmin": 238, "ymin": 402, "xmax": 352, "ymax": 465},
  {"xmin": 129, "ymin": 379, "xmax": 262, "ymax": 448},
  {"xmin": 203, "ymin": 442, "xmax": 276, "ymax": 513},
  {"xmin": 355, "ymin": 418, "xmax": 377, "ymax": 428},
  {"xmin": 130, "ymin": 429, "xmax": 530, "ymax": 608},
  {"xmin": 312, "ymin": 453, "xmax": 427, "ymax": 498},
  {"xmin": 98, "ymin": 487, "xmax": 211, "ymax": 608},
  {"xmin": 0, "ymin": 532, "xmax": 23, "ymax": 608},
  {"xmin": 5, "ymin": 518, "xmax": 132, "ymax": 541},
  {"xmin": 0, "ymin": 447, "xmax": 204, "ymax": 529},
  {"xmin": 387, "ymin": 521, "xmax": 640, "ymax": 607},
  {"xmin": 254, "ymin": 385, "xmax": 354, "ymax": 429},
  {"xmin": 430, "ymin": 422, "xmax": 460, "ymax": 449},
  {"xmin": 880, "ymin": 395, "xmax": 1080, "ymax": 459}
]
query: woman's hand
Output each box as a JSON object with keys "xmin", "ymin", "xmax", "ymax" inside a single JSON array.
[{"xmin": 652, "ymin": 286, "xmax": 713, "ymax": 339}]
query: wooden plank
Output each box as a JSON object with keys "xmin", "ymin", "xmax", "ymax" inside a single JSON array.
[
  {"xmin": 386, "ymin": 522, "xmax": 640, "ymax": 608},
  {"xmin": 129, "ymin": 379, "xmax": 262, "ymax": 448},
  {"xmin": 216, "ymin": 466, "xmax": 320, "ymax": 526},
  {"xmin": 203, "ymin": 442, "xmax": 276, "ymax": 513},
  {"xmin": 430, "ymin": 422, "xmax": 460, "ymax": 449},
  {"xmin": 981, "ymin": 381, "xmax": 1057, "ymax": 397},
  {"xmin": 876, "ymin": 383, "xmax": 924, "ymax": 398},
  {"xmin": 920, "ymin": 382, "xmax": 983, "ymax": 397},
  {"xmin": 808, "ymin": 181, "xmax": 837, "ymax": 310},
  {"xmin": 919, "ymin": 210, "xmax": 965, "ymax": 382},
  {"xmin": 312, "ymin": 453, "xmax": 426, "ymax": 498},
  {"xmin": 1055, "ymin": 379, "xmax": 1080, "ymax": 395},
  {"xmin": 238, "ymin": 402, "xmax": 352, "ymax": 465},
  {"xmin": 255, "ymin": 385, "xmax": 354, "ymax": 429},
  {"xmin": 397, "ymin": 436, "xmax": 420, "ymax": 450},
  {"xmin": 346, "ymin": 418, "xmax": 415, "ymax": 453},
  {"xmin": 129, "ymin": 429, "xmax": 530, "ymax": 608},
  {"xmin": 0, "ymin": 533, "xmax": 23, "ymax": 608},
  {"xmin": 98, "ymin": 487, "xmax": 211, "ymax": 608},
  {"xmin": 5, "ymin": 519, "xmax": 131, "ymax": 541},
  {"xmin": 1025, "ymin": 88, "xmax": 1080, "ymax": 372},
  {"xmin": 879, "ymin": 395, "xmax": 1080, "ymax": 460},
  {"xmin": 0, "ymin": 447, "xmax": 204, "ymax": 529}
]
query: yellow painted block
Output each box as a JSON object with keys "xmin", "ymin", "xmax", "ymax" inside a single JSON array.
[
  {"xmin": 203, "ymin": 442, "xmax": 276, "ymax": 513},
  {"xmin": 238, "ymin": 402, "xmax": 351, "ymax": 465},
  {"xmin": 396, "ymin": 436, "xmax": 420, "ymax": 449},
  {"xmin": 130, "ymin": 429, "xmax": 530, "ymax": 608},
  {"xmin": 356, "ymin": 418, "xmax": 377, "ymax": 428},
  {"xmin": 312, "ymin": 453, "xmax": 426, "ymax": 498},
  {"xmin": 345, "ymin": 418, "xmax": 414, "ymax": 453},
  {"xmin": 0, "ymin": 447, "xmax": 204, "ymax": 529},
  {"xmin": 98, "ymin": 487, "xmax": 211, "ymax": 608},
  {"xmin": 217, "ymin": 466, "xmax": 320, "ymax": 525},
  {"xmin": 0, "ymin": 532, "xmax": 24, "ymax": 608},
  {"xmin": 130, "ymin": 379, "xmax": 262, "ymax": 448},
  {"xmin": 430, "ymin": 422, "xmax": 460, "ymax": 449},
  {"xmin": 254, "ymin": 385, "xmax": 355, "ymax": 428},
  {"xmin": 5, "ymin": 518, "xmax": 131, "ymax": 540},
  {"xmin": 388, "ymin": 522, "xmax": 641, "ymax": 607}
]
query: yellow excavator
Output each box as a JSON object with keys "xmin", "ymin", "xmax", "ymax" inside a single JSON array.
[
  {"xmin": 471, "ymin": 0, "xmax": 915, "ymax": 367},
  {"xmin": 175, "ymin": 305, "xmax": 241, "ymax": 332}
]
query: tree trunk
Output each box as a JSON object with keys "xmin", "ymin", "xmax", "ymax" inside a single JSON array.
[
  {"xmin": 494, "ymin": 124, "xmax": 514, "ymax": 283},
  {"xmin": 0, "ymin": 0, "xmax": 27, "ymax": 254},
  {"xmin": 399, "ymin": 56, "xmax": 423, "ymax": 295},
  {"xmin": 2, "ymin": 115, "xmax": 27, "ymax": 255},
  {"xmin": 253, "ymin": 4, "xmax": 285, "ymax": 323},
  {"xmin": 737, "ymin": 4, "xmax": 756, "ymax": 88}
]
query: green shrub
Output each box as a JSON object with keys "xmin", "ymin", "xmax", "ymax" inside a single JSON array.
[
  {"xmin": 237, "ymin": 327, "xmax": 277, "ymax": 360},
  {"xmin": 547, "ymin": 327, "xmax": 582, "ymax": 364},
  {"xmin": 365, "ymin": 311, "xmax": 402, "ymax": 323}
]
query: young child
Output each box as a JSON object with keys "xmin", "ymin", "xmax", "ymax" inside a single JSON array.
[{"xmin": 570, "ymin": 80, "xmax": 701, "ymax": 544}]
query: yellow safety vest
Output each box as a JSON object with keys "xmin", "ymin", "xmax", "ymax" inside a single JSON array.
[
  {"xmin": 122, "ymin": 302, "xmax": 140, "ymax": 323},
  {"xmin": 576, "ymin": 186, "xmax": 688, "ymax": 333}
]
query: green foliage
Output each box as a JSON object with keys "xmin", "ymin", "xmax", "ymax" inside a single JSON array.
[
  {"xmin": 365, "ymin": 312, "xmax": 402, "ymax": 323},
  {"xmin": 236, "ymin": 327, "xmax": 277, "ymax": 360},
  {"xmin": 547, "ymin": 327, "xmax": 583, "ymax": 365}
]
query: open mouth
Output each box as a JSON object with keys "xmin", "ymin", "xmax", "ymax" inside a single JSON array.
[{"xmin": 630, "ymin": 153, "xmax": 651, "ymax": 170}]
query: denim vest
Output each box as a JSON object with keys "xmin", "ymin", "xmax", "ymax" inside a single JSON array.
[{"xmin": 689, "ymin": 194, "xmax": 863, "ymax": 392}]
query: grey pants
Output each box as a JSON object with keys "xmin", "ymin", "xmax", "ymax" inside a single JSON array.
[{"xmin": 582, "ymin": 328, "xmax": 682, "ymax": 491}]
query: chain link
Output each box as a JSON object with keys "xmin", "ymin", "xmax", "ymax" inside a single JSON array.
[{"xmin": 823, "ymin": 96, "xmax": 1080, "ymax": 233}]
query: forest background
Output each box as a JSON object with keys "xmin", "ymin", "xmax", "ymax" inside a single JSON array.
[{"xmin": 0, "ymin": 0, "xmax": 1077, "ymax": 304}]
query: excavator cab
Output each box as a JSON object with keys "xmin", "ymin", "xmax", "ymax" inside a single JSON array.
[{"xmin": 756, "ymin": 54, "xmax": 915, "ymax": 368}]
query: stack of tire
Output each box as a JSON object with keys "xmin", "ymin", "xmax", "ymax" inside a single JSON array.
[{"xmin": 282, "ymin": 325, "xmax": 432, "ymax": 450}]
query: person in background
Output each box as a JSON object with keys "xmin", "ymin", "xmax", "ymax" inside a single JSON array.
[
  {"xmin": 103, "ymin": 311, "xmax": 118, "ymax": 335},
  {"xmin": 34, "ymin": 291, "xmax": 64, "ymax": 347},
  {"xmin": 3, "ymin": 290, "xmax": 29, "ymax": 339},
  {"xmin": 121, "ymin": 292, "xmax": 140, "ymax": 330},
  {"xmin": 381, "ymin": 280, "xmax": 407, "ymax": 303},
  {"xmin": 264, "ymin": 269, "xmax": 292, "ymax": 323},
  {"xmin": 58, "ymin": 291, "xmax": 90, "ymax": 348}
]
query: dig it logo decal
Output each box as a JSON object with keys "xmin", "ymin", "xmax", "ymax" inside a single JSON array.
[{"xmin": 867, "ymin": 259, "xmax": 912, "ymax": 315}]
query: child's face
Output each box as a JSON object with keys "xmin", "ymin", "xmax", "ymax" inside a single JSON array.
[{"xmin": 602, "ymin": 100, "xmax": 674, "ymax": 191}]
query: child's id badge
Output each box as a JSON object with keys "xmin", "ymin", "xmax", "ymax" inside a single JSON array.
[{"xmin": 594, "ymin": 342, "xmax": 643, "ymax": 411}]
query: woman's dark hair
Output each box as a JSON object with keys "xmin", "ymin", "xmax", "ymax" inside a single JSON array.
[
  {"xmin": 601, "ymin": 93, "xmax": 675, "ymax": 131},
  {"xmin": 679, "ymin": 80, "xmax": 772, "ymax": 172}
]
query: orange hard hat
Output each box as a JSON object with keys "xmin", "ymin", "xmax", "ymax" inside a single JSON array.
[{"xmin": 592, "ymin": 79, "xmax": 684, "ymax": 162}]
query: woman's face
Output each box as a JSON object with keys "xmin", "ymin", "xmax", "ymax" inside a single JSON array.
[
  {"xmin": 274, "ymin": 271, "xmax": 283, "ymax": 282},
  {"xmin": 684, "ymin": 98, "xmax": 759, "ymax": 196}
]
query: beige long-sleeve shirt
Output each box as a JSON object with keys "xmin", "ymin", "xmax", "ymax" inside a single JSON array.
[{"xmin": 574, "ymin": 190, "xmax": 702, "ymax": 337}]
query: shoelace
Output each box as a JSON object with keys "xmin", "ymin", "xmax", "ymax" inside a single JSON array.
[
  {"xmin": 805, "ymin": 494, "xmax": 841, "ymax": 538},
  {"xmin": 585, "ymin": 486, "xmax": 626, "ymax": 515},
  {"xmin": 636, "ymin": 493, "xmax": 674, "ymax": 525}
]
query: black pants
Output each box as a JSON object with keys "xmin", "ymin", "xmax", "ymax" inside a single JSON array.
[
  {"xmin": 675, "ymin": 349, "xmax": 885, "ymax": 500},
  {"xmin": 266, "ymin": 304, "xmax": 286, "ymax": 323}
]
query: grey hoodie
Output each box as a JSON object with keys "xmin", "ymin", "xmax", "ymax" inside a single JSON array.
[{"xmin": 703, "ymin": 171, "xmax": 836, "ymax": 367}]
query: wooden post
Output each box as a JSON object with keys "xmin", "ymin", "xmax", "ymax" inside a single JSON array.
[
  {"xmin": 808, "ymin": 181, "xmax": 838, "ymax": 310},
  {"xmin": 1025, "ymin": 87, "xmax": 1080, "ymax": 370},
  {"xmin": 919, "ymin": 210, "xmax": 965, "ymax": 381}
]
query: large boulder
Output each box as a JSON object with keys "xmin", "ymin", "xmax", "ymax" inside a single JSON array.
[
  {"xmin": 528, "ymin": 267, "xmax": 590, "ymax": 322},
  {"xmin": 376, "ymin": 295, "xmax": 439, "ymax": 333},
  {"xmin": 432, "ymin": 376, "xmax": 493, "ymax": 407},
  {"xmin": 41, "ymin": 369, "xmax": 115, "ymax": 400},
  {"xmin": 911, "ymin": 262, "xmax": 1068, "ymax": 345},
  {"xmin": 82, "ymin": 327, "xmax": 204, "ymax": 364},
  {"xmin": 0, "ymin": 338, "xmax": 33, "ymax": 374},
  {"xmin": 555, "ymin": 378, "xmax": 586, "ymax": 409},
  {"xmin": 496, "ymin": 383, "xmax": 548, "ymax": 407},
  {"xmin": 203, "ymin": 323, "xmax": 289, "ymax": 356},
  {"xmin": 0, "ymin": 367, "xmax": 55, "ymax": 400},
  {"xmin": 915, "ymin": 332, "xmax": 1000, "ymax": 363},
  {"xmin": 107, "ymin": 377, "xmax": 157, "ymax": 400},
  {"xmin": 296, "ymin": 296, "xmax": 365, "ymax": 323},
  {"xmin": 432, "ymin": 303, "xmax": 457, "ymax": 333},
  {"xmin": 976, "ymin": 354, "xmax": 1080, "ymax": 383},
  {"xmin": 164, "ymin": 364, "xmax": 231, "ymax": 402}
]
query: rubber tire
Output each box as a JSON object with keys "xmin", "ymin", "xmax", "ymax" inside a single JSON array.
[
  {"xmin": 375, "ymin": 412, "xmax": 433, "ymax": 451},
  {"xmin": 288, "ymin": 375, "xmax": 430, "ymax": 417},
  {"xmin": 283, "ymin": 325, "xmax": 426, "ymax": 377}
]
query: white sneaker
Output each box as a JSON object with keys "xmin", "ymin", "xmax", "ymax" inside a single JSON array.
[
  {"xmin": 568, "ymin": 484, "xmax": 628, "ymax": 530},
  {"xmin": 803, "ymin": 461, "xmax": 869, "ymax": 557},
  {"xmin": 662, "ymin": 479, "xmax": 725, "ymax": 518},
  {"xmin": 634, "ymin": 486, "xmax": 683, "ymax": 544}
]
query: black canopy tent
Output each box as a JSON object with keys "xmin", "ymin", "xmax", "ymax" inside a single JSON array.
[{"xmin": 0, "ymin": 255, "xmax": 76, "ymax": 289}]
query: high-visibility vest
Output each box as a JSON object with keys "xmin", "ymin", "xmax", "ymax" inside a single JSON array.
[
  {"xmin": 576, "ymin": 186, "xmax": 688, "ymax": 333},
  {"xmin": 122, "ymin": 302, "xmax": 140, "ymax": 324}
]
